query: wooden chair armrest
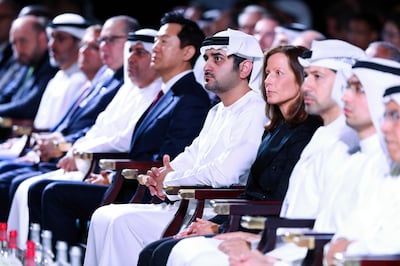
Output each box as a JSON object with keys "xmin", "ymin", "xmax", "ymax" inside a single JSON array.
[
  {"xmin": 0, "ymin": 117, "xmax": 34, "ymax": 128},
  {"xmin": 206, "ymin": 200, "xmax": 283, "ymax": 240},
  {"xmin": 279, "ymin": 231, "xmax": 333, "ymax": 266},
  {"xmin": 99, "ymin": 160, "xmax": 162, "ymax": 206},
  {"xmin": 165, "ymin": 198, "xmax": 282, "ymax": 238},
  {"xmin": 160, "ymin": 186, "xmax": 246, "ymax": 237},
  {"xmin": 204, "ymin": 201, "xmax": 284, "ymax": 251},
  {"xmin": 12, "ymin": 125, "xmax": 33, "ymax": 136},
  {"xmin": 342, "ymin": 255, "xmax": 400, "ymax": 266},
  {"xmin": 99, "ymin": 159, "xmax": 157, "ymax": 172},
  {"xmin": 266, "ymin": 217, "xmax": 315, "ymax": 231},
  {"xmin": 53, "ymin": 141, "xmax": 72, "ymax": 152},
  {"xmin": 72, "ymin": 152, "xmax": 129, "ymax": 179},
  {"xmin": 239, "ymin": 216, "xmax": 315, "ymax": 232},
  {"xmin": 177, "ymin": 187, "xmax": 246, "ymax": 200},
  {"xmin": 259, "ymin": 217, "xmax": 315, "ymax": 253},
  {"xmin": 0, "ymin": 117, "xmax": 35, "ymax": 140},
  {"xmin": 74, "ymin": 151, "xmax": 130, "ymax": 161},
  {"xmin": 213, "ymin": 200, "xmax": 282, "ymax": 215},
  {"xmin": 164, "ymin": 185, "xmax": 213, "ymax": 196}
]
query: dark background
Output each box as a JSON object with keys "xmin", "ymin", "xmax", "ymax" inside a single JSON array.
[{"xmin": 13, "ymin": 0, "xmax": 400, "ymax": 37}]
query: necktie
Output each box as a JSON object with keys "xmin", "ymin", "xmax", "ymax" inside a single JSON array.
[
  {"xmin": 130, "ymin": 89, "xmax": 164, "ymax": 145},
  {"xmin": 14, "ymin": 67, "xmax": 34, "ymax": 99},
  {"xmin": 148, "ymin": 90, "xmax": 164, "ymax": 111}
]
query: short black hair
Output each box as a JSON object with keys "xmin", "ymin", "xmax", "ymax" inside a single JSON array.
[{"xmin": 160, "ymin": 10, "xmax": 205, "ymax": 67}]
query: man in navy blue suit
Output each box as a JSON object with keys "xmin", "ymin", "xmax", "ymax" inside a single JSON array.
[{"xmin": 27, "ymin": 11, "xmax": 211, "ymax": 248}]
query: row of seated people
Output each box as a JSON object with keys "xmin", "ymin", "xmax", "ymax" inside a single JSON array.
[
  {"xmin": 0, "ymin": 2, "xmax": 397, "ymax": 147},
  {"xmin": 15, "ymin": 24, "xmax": 321, "ymax": 264},
  {"xmin": 129, "ymin": 43, "xmax": 400, "ymax": 265},
  {"xmin": 3, "ymin": 1, "xmax": 290, "ymax": 262},
  {"xmin": 0, "ymin": 5, "xmax": 91, "ymax": 142},
  {"xmin": 3, "ymin": 11, "xmax": 213, "ymax": 252},
  {"xmin": 0, "ymin": 13, "xmax": 136, "ymax": 222},
  {"xmin": 82, "ymin": 34, "xmax": 399, "ymax": 265},
  {"xmin": 0, "ymin": 5, "xmax": 398, "ymax": 264},
  {"xmin": 142, "ymin": 54, "xmax": 400, "ymax": 266},
  {"xmin": 0, "ymin": 1, "xmax": 397, "ymax": 143},
  {"xmin": 0, "ymin": 8, "xmax": 132, "ymax": 153}
]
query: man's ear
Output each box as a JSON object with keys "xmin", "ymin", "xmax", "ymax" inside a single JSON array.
[
  {"xmin": 182, "ymin": 45, "xmax": 196, "ymax": 62},
  {"xmin": 239, "ymin": 60, "xmax": 253, "ymax": 80}
]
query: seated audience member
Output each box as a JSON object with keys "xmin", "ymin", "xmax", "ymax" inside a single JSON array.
[
  {"xmin": 324, "ymin": 62, "xmax": 400, "ymax": 265},
  {"xmin": 0, "ymin": 0, "xmax": 17, "ymax": 66},
  {"xmin": 32, "ymin": 13, "xmax": 89, "ymax": 131},
  {"xmin": 0, "ymin": 3, "xmax": 53, "ymax": 97},
  {"xmin": 281, "ymin": 39, "xmax": 364, "ymax": 219},
  {"xmin": 0, "ymin": 15, "xmax": 58, "ymax": 121},
  {"xmin": 237, "ymin": 4, "xmax": 268, "ymax": 35},
  {"xmin": 21, "ymin": 11, "xmax": 212, "ymax": 249},
  {"xmin": 271, "ymin": 23, "xmax": 308, "ymax": 47},
  {"xmin": 84, "ymin": 34, "xmax": 322, "ymax": 265},
  {"xmin": 291, "ymin": 29, "xmax": 326, "ymax": 49},
  {"xmin": 365, "ymin": 41, "xmax": 400, "ymax": 62},
  {"xmin": 5, "ymin": 15, "xmax": 140, "ymax": 247},
  {"xmin": 381, "ymin": 12, "xmax": 400, "ymax": 48},
  {"xmin": 17, "ymin": 4, "xmax": 52, "ymax": 24},
  {"xmin": 310, "ymin": 58, "xmax": 398, "ymax": 233},
  {"xmin": 0, "ymin": 0, "xmax": 21, "ymax": 94},
  {"xmin": 253, "ymin": 15, "xmax": 281, "ymax": 52},
  {"xmin": 345, "ymin": 12, "xmax": 381, "ymax": 50},
  {"xmin": 142, "ymin": 39, "xmax": 364, "ymax": 266},
  {"xmin": 170, "ymin": 58, "xmax": 399, "ymax": 266}
]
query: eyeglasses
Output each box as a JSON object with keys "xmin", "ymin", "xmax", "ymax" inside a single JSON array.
[
  {"xmin": 383, "ymin": 110, "xmax": 400, "ymax": 123},
  {"xmin": 97, "ymin": 35, "xmax": 127, "ymax": 45}
]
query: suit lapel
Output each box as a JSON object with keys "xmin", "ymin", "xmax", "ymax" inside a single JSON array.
[{"xmin": 130, "ymin": 90, "xmax": 175, "ymax": 148}]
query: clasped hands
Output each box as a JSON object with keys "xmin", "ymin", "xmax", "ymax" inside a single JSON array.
[
  {"xmin": 33, "ymin": 132, "xmax": 65, "ymax": 161},
  {"xmin": 175, "ymin": 220, "xmax": 270, "ymax": 265},
  {"xmin": 174, "ymin": 218, "xmax": 220, "ymax": 239},
  {"xmin": 16, "ymin": 132, "xmax": 65, "ymax": 163}
]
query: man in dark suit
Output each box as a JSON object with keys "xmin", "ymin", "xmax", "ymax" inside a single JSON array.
[
  {"xmin": 26, "ymin": 11, "xmax": 212, "ymax": 249},
  {"xmin": 0, "ymin": 16, "xmax": 140, "ymax": 224},
  {"xmin": 0, "ymin": 15, "xmax": 58, "ymax": 119},
  {"xmin": 0, "ymin": 0, "xmax": 22, "ymax": 93}
]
